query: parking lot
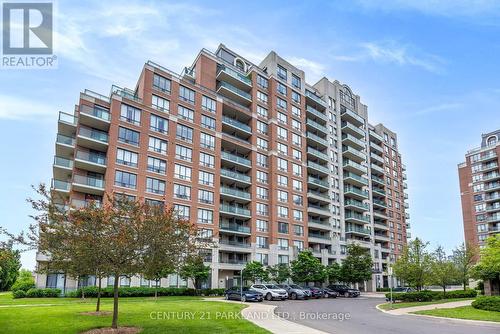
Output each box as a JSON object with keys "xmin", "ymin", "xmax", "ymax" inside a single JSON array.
[{"xmin": 261, "ymin": 295, "xmax": 500, "ymax": 334}]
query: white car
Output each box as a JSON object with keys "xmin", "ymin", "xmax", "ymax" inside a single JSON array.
[{"xmin": 250, "ymin": 284, "xmax": 288, "ymax": 301}]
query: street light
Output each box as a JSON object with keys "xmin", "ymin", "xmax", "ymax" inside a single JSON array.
[{"xmin": 388, "ymin": 265, "xmax": 393, "ymax": 309}]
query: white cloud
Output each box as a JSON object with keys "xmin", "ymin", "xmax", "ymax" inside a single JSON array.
[
  {"xmin": 287, "ymin": 57, "xmax": 326, "ymax": 83},
  {"xmin": 333, "ymin": 40, "xmax": 445, "ymax": 73},
  {"xmin": 414, "ymin": 102, "xmax": 463, "ymax": 116},
  {"xmin": 0, "ymin": 94, "xmax": 56, "ymax": 121}
]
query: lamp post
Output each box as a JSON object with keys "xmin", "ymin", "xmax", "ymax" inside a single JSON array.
[{"xmin": 388, "ymin": 265, "xmax": 393, "ymax": 309}]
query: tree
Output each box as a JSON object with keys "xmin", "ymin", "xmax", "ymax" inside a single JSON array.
[
  {"xmin": 179, "ymin": 255, "xmax": 210, "ymax": 290},
  {"xmin": 11, "ymin": 269, "xmax": 35, "ymax": 292},
  {"xmin": 452, "ymin": 242, "xmax": 477, "ymax": 290},
  {"xmin": 325, "ymin": 262, "xmax": 341, "ymax": 284},
  {"xmin": 393, "ymin": 238, "xmax": 433, "ymax": 290},
  {"xmin": 472, "ymin": 235, "xmax": 500, "ymax": 282},
  {"xmin": 242, "ymin": 261, "xmax": 268, "ymax": 284},
  {"xmin": 430, "ymin": 246, "xmax": 456, "ymax": 295},
  {"xmin": 339, "ymin": 244, "xmax": 373, "ymax": 285},
  {"xmin": 0, "ymin": 242, "xmax": 21, "ymax": 291},
  {"xmin": 290, "ymin": 250, "xmax": 325, "ymax": 285},
  {"xmin": 266, "ymin": 264, "xmax": 290, "ymax": 284}
]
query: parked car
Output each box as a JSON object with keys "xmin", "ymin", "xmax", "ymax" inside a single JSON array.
[
  {"xmin": 392, "ymin": 287, "xmax": 415, "ymax": 293},
  {"xmin": 327, "ymin": 284, "xmax": 360, "ymax": 298},
  {"xmin": 224, "ymin": 287, "xmax": 263, "ymax": 302},
  {"xmin": 250, "ymin": 284, "xmax": 288, "ymax": 301},
  {"xmin": 302, "ymin": 286, "xmax": 324, "ymax": 299},
  {"xmin": 322, "ymin": 287, "xmax": 339, "ymax": 298},
  {"xmin": 276, "ymin": 284, "xmax": 310, "ymax": 300}
]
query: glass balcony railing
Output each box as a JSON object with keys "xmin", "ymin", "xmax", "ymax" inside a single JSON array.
[
  {"xmin": 220, "ymin": 204, "xmax": 251, "ymax": 217},
  {"xmin": 308, "ymin": 190, "xmax": 330, "ymax": 199},
  {"xmin": 307, "ymin": 147, "xmax": 329, "ymax": 160},
  {"xmin": 75, "ymin": 150, "xmax": 107, "ymax": 165},
  {"xmin": 307, "ymin": 161, "xmax": 329, "ymax": 173},
  {"xmin": 371, "ymin": 163, "xmax": 385, "ymax": 173},
  {"xmin": 341, "ymin": 121, "xmax": 365, "ymax": 137},
  {"xmin": 221, "ymin": 151, "xmax": 251, "ymax": 167},
  {"xmin": 373, "ymin": 199, "xmax": 387, "ymax": 207},
  {"xmin": 219, "ymin": 223, "xmax": 251, "ymax": 234},
  {"xmin": 308, "ymin": 218, "xmax": 330, "ymax": 226},
  {"xmin": 372, "ymin": 187, "xmax": 386, "ymax": 195},
  {"xmin": 308, "ymin": 233, "xmax": 330, "ymax": 240},
  {"xmin": 305, "ymin": 90, "xmax": 326, "ymax": 106},
  {"xmin": 220, "ymin": 187, "xmax": 251, "ymax": 199},
  {"xmin": 56, "ymin": 133, "xmax": 75, "ymax": 146},
  {"xmin": 308, "ymin": 176, "xmax": 329, "ymax": 188},
  {"xmin": 344, "ymin": 186, "xmax": 369, "ymax": 198},
  {"xmin": 344, "ymin": 172, "xmax": 369, "ymax": 185},
  {"xmin": 370, "ymin": 141, "xmax": 383, "ymax": 152},
  {"xmin": 71, "ymin": 199, "xmax": 102, "ymax": 209},
  {"xmin": 217, "ymin": 64, "xmax": 252, "ymax": 86},
  {"xmin": 342, "ymin": 133, "xmax": 365, "ymax": 148},
  {"xmin": 59, "ymin": 111, "xmax": 77, "ymax": 125},
  {"xmin": 218, "ymin": 81, "xmax": 252, "ymax": 100},
  {"xmin": 78, "ymin": 126, "xmax": 109, "ymax": 143},
  {"xmin": 80, "ymin": 105, "xmax": 111, "ymax": 121},
  {"xmin": 307, "ymin": 119, "xmax": 328, "ymax": 133},
  {"xmin": 308, "ymin": 203, "xmax": 330, "ymax": 212},
  {"xmin": 343, "ymin": 160, "xmax": 368, "ymax": 173},
  {"xmin": 52, "ymin": 179, "xmax": 70, "ymax": 191},
  {"xmin": 307, "ymin": 132, "xmax": 328, "ymax": 146},
  {"xmin": 345, "ymin": 211, "xmax": 371, "ymax": 223},
  {"xmin": 346, "ymin": 225, "xmax": 371, "ymax": 235},
  {"xmin": 343, "ymin": 146, "xmax": 366, "ymax": 160},
  {"xmin": 344, "ymin": 199, "xmax": 369, "ymax": 210},
  {"xmin": 54, "ymin": 156, "xmax": 73, "ymax": 169},
  {"xmin": 73, "ymin": 175, "xmax": 105, "ymax": 189},
  {"xmin": 220, "ymin": 169, "xmax": 251, "ymax": 183},
  {"xmin": 341, "ymin": 107, "xmax": 365, "ymax": 124},
  {"xmin": 222, "ymin": 115, "xmax": 251, "ymax": 133},
  {"xmin": 219, "ymin": 240, "xmax": 251, "ymax": 248},
  {"xmin": 371, "ymin": 175, "xmax": 384, "ymax": 184},
  {"xmin": 306, "ymin": 105, "xmax": 328, "ymax": 121}
]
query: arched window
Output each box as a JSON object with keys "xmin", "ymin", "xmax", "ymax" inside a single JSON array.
[
  {"xmin": 235, "ymin": 58, "xmax": 245, "ymax": 71},
  {"xmin": 487, "ymin": 136, "xmax": 497, "ymax": 146}
]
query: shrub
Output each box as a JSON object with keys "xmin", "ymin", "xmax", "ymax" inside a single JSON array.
[
  {"xmin": 472, "ymin": 296, "xmax": 500, "ymax": 312},
  {"xmin": 377, "ymin": 288, "xmax": 391, "ymax": 292},
  {"xmin": 12, "ymin": 290, "xmax": 26, "ymax": 299},
  {"xmin": 386, "ymin": 289, "xmax": 478, "ymax": 302},
  {"xmin": 66, "ymin": 286, "xmax": 225, "ymax": 298},
  {"xmin": 11, "ymin": 280, "xmax": 35, "ymax": 292},
  {"xmin": 444, "ymin": 289, "xmax": 477, "ymax": 299},
  {"xmin": 25, "ymin": 288, "xmax": 61, "ymax": 298}
]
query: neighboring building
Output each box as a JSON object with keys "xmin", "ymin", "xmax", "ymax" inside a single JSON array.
[
  {"xmin": 36, "ymin": 44, "xmax": 410, "ymax": 291},
  {"xmin": 458, "ymin": 130, "xmax": 500, "ymax": 250}
]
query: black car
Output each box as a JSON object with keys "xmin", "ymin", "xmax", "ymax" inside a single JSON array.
[
  {"xmin": 327, "ymin": 284, "xmax": 360, "ymax": 298},
  {"xmin": 302, "ymin": 286, "xmax": 324, "ymax": 299},
  {"xmin": 225, "ymin": 287, "xmax": 264, "ymax": 302},
  {"xmin": 322, "ymin": 287, "xmax": 338, "ymax": 298}
]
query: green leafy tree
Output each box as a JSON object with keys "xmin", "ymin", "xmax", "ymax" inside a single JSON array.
[
  {"xmin": 430, "ymin": 246, "xmax": 457, "ymax": 295},
  {"xmin": 179, "ymin": 255, "xmax": 211, "ymax": 289},
  {"xmin": 339, "ymin": 244, "xmax": 373, "ymax": 284},
  {"xmin": 325, "ymin": 262, "xmax": 341, "ymax": 284},
  {"xmin": 452, "ymin": 242, "xmax": 477, "ymax": 290},
  {"xmin": 472, "ymin": 235, "xmax": 500, "ymax": 282},
  {"xmin": 242, "ymin": 261, "xmax": 268, "ymax": 284},
  {"xmin": 290, "ymin": 250, "xmax": 325, "ymax": 285},
  {"xmin": 266, "ymin": 263, "xmax": 290, "ymax": 283},
  {"xmin": 0, "ymin": 243, "xmax": 21, "ymax": 291},
  {"xmin": 393, "ymin": 238, "xmax": 433, "ymax": 290},
  {"xmin": 11, "ymin": 269, "xmax": 35, "ymax": 292}
]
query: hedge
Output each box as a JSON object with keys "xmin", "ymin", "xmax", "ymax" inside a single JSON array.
[
  {"xmin": 376, "ymin": 288, "xmax": 391, "ymax": 292},
  {"xmin": 66, "ymin": 287, "xmax": 226, "ymax": 298},
  {"xmin": 385, "ymin": 289, "xmax": 477, "ymax": 302},
  {"xmin": 13, "ymin": 288, "xmax": 62, "ymax": 298},
  {"xmin": 472, "ymin": 296, "xmax": 500, "ymax": 312}
]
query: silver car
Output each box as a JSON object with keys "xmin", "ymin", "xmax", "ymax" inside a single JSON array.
[
  {"xmin": 277, "ymin": 284, "xmax": 310, "ymax": 300},
  {"xmin": 250, "ymin": 284, "xmax": 288, "ymax": 301}
]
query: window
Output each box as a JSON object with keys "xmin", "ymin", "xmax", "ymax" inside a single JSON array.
[
  {"xmin": 277, "ymin": 97, "xmax": 287, "ymax": 110},
  {"xmin": 199, "ymin": 170, "xmax": 214, "ymax": 186},
  {"xmin": 115, "ymin": 170, "xmax": 137, "ymax": 189},
  {"xmin": 256, "ymin": 219, "xmax": 269, "ymax": 232},
  {"xmin": 257, "ymin": 105, "xmax": 268, "ymax": 118},
  {"xmin": 153, "ymin": 74, "xmax": 171, "ymax": 93},
  {"xmin": 277, "ymin": 142, "xmax": 288, "ymax": 155},
  {"xmin": 292, "ymin": 105, "xmax": 301, "ymax": 117},
  {"xmin": 277, "ymin": 126, "xmax": 287, "ymax": 140},
  {"xmin": 256, "ymin": 236, "xmax": 269, "ymax": 249},
  {"xmin": 175, "ymin": 145, "xmax": 192, "ymax": 162},
  {"xmin": 257, "ymin": 186, "xmax": 269, "ymax": 199},
  {"xmin": 277, "ymin": 82, "xmax": 287, "ymax": 95},
  {"xmin": 277, "ymin": 174, "xmax": 288, "ymax": 187},
  {"xmin": 118, "ymin": 127, "xmax": 140, "ymax": 146},
  {"xmin": 257, "ymin": 137, "xmax": 268, "ymax": 150},
  {"xmin": 200, "ymin": 132, "xmax": 215, "ymax": 149},
  {"xmin": 257, "ymin": 75, "xmax": 268, "ymax": 89},
  {"xmin": 198, "ymin": 209, "xmax": 213, "ymax": 224},
  {"xmin": 146, "ymin": 177, "xmax": 165, "ymax": 194},
  {"xmin": 116, "ymin": 148, "xmax": 138, "ymax": 167},
  {"xmin": 256, "ymin": 170, "xmax": 268, "ymax": 183},
  {"xmin": 145, "ymin": 199, "xmax": 164, "ymax": 210},
  {"xmin": 174, "ymin": 183, "xmax": 191, "ymax": 200},
  {"xmin": 202, "ymin": 96, "xmax": 216, "ymax": 113},
  {"xmin": 177, "ymin": 105, "xmax": 194, "ymax": 122},
  {"xmin": 176, "ymin": 124, "xmax": 193, "ymax": 142},
  {"xmin": 277, "ymin": 112, "xmax": 287, "ymax": 124},
  {"xmin": 293, "ymin": 209, "xmax": 303, "ymax": 221},
  {"xmin": 277, "ymin": 65, "xmax": 287, "ymax": 80},
  {"xmin": 292, "ymin": 149, "xmax": 301, "ymax": 161},
  {"xmin": 200, "ymin": 152, "xmax": 215, "ymax": 168},
  {"xmin": 291, "ymin": 119, "xmax": 301, "ymax": 131},
  {"xmin": 256, "ymin": 203, "xmax": 268, "ymax": 216},
  {"xmin": 257, "ymin": 91, "xmax": 268, "ymax": 104},
  {"xmin": 174, "ymin": 164, "xmax": 191, "ymax": 181},
  {"xmin": 293, "ymin": 240, "xmax": 304, "ymax": 251},
  {"xmin": 278, "ymin": 238, "xmax": 289, "ymax": 250},
  {"xmin": 278, "ymin": 206, "xmax": 288, "ymax": 218},
  {"xmin": 174, "ymin": 204, "xmax": 190, "ymax": 220},
  {"xmin": 292, "ymin": 163, "xmax": 302, "ymax": 176},
  {"xmin": 278, "ymin": 255, "xmax": 289, "ymax": 264},
  {"xmin": 277, "ymin": 190, "xmax": 288, "ymax": 202},
  {"xmin": 292, "ymin": 179, "xmax": 303, "ymax": 191},
  {"xmin": 255, "ymin": 253, "xmax": 268, "ymax": 265},
  {"xmin": 292, "ymin": 74, "xmax": 301, "ymax": 89},
  {"xmin": 152, "ymin": 95, "xmax": 169, "ymax": 112},
  {"xmin": 292, "ymin": 133, "xmax": 301, "ymax": 146},
  {"xmin": 201, "ymin": 115, "xmax": 216, "ymax": 130},
  {"xmin": 120, "ymin": 104, "xmax": 141, "ymax": 125},
  {"xmin": 179, "ymin": 85, "xmax": 195, "ymax": 104},
  {"xmin": 293, "ymin": 194, "xmax": 303, "ymax": 206},
  {"xmin": 148, "ymin": 136, "xmax": 167, "ymax": 154},
  {"xmin": 294, "ymin": 225, "xmax": 304, "ymax": 237},
  {"xmin": 257, "ymin": 120, "xmax": 268, "ymax": 134},
  {"xmin": 256, "ymin": 153, "xmax": 268, "ymax": 167},
  {"xmin": 291, "ymin": 91, "xmax": 300, "ymax": 103},
  {"xmin": 198, "ymin": 189, "xmax": 214, "ymax": 204},
  {"xmin": 150, "ymin": 114, "xmax": 168, "ymax": 134},
  {"xmin": 147, "ymin": 156, "xmax": 166, "ymax": 174}
]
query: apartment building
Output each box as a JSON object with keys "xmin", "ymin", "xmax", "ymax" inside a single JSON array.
[
  {"xmin": 458, "ymin": 130, "xmax": 500, "ymax": 250},
  {"xmin": 37, "ymin": 44, "xmax": 409, "ymax": 291}
]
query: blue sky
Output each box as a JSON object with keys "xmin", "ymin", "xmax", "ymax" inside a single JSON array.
[{"xmin": 1, "ymin": 0, "xmax": 500, "ymax": 269}]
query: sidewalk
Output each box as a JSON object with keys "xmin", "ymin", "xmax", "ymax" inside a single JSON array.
[
  {"xmin": 382, "ymin": 299, "xmax": 473, "ymax": 315},
  {"xmin": 206, "ymin": 299, "xmax": 328, "ymax": 334}
]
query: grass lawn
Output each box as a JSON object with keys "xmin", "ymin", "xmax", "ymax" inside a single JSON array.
[
  {"xmin": 378, "ymin": 298, "xmax": 475, "ymax": 310},
  {"xmin": 0, "ymin": 293, "xmax": 270, "ymax": 333},
  {"xmin": 413, "ymin": 306, "xmax": 500, "ymax": 322}
]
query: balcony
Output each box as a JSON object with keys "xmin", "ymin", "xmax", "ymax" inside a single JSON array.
[
  {"xmin": 307, "ymin": 161, "xmax": 329, "ymax": 175},
  {"xmin": 306, "ymin": 118, "xmax": 328, "ymax": 134},
  {"xmin": 371, "ymin": 163, "xmax": 385, "ymax": 175},
  {"xmin": 220, "ymin": 168, "xmax": 251, "ymax": 185},
  {"xmin": 343, "ymin": 160, "xmax": 367, "ymax": 174},
  {"xmin": 344, "ymin": 199, "xmax": 369, "ymax": 212},
  {"xmin": 374, "ymin": 221, "xmax": 389, "ymax": 229},
  {"xmin": 217, "ymin": 81, "xmax": 252, "ymax": 106},
  {"xmin": 306, "ymin": 105, "xmax": 328, "ymax": 122},
  {"xmin": 221, "ymin": 151, "xmax": 251, "ymax": 169},
  {"xmin": 216, "ymin": 64, "xmax": 252, "ymax": 90},
  {"xmin": 370, "ymin": 152, "xmax": 384, "ymax": 164},
  {"xmin": 307, "ymin": 147, "xmax": 329, "ymax": 162},
  {"xmin": 308, "ymin": 218, "xmax": 331, "ymax": 230},
  {"xmin": 484, "ymin": 173, "xmax": 500, "ymax": 182},
  {"xmin": 344, "ymin": 172, "xmax": 368, "ymax": 187},
  {"xmin": 373, "ymin": 210, "xmax": 388, "ymax": 219},
  {"xmin": 480, "ymin": 162, "xmax": 499, "ymax": 173},
  {"xmin": 220, "ymin": 204, "xmax": 251, "ymax": 218},
  {"xmin": 53, "ymin": 156, "xmax": 73, "ymax": 180},
  {"xmin": 72, "ymin": 175, "xmax": 105, "ymax": 195},
  {"xmin": 374, "ymin": 232, "xmax": 390, "ymax": 241},
  {"xmin": 51, "ymin": 179, "xmax": 71, "ymax": 193},
  {"xmin": 342, "ymin": 133, "xmax": 365, "ymax": 150},
  {"xmin": 74, "ymin": 150, "xmax": 107, "ymax": 173},
  {"xmin": 345, "ymin": 211, "xmax": 371, "ymax": 224},
  {"xmin": 308, "ymin": 233, "xmax": 331, "ymax": 244},
  {"xmin": 307, "ymin": 190, "xmax": 330, "ymax": 203},
  {"xmin": 369, "ymin": 130, "xmax": 384, "ymax": 143},
  {"xmin": 485, "ymin": 193, "xmax": 500, "ymax": 202},
  {"xmin": 79, "ymin": 105, "xmax": 110, "ymax": 130},
  {"xmin": 485, "ymin": 182, "xmax": 500, "ymax": 192},
  {"xmin": 344, "ymin": 186, "xmax": 369, "ymax": 200},
  {"xmin": 222, "ymin": 115, "xmax": 252, "ymax": 135},
  {"xmin": 485, "ymin": 214, "xmax": 500, "ymax": 223},
  {"xmin": 307, "ymin": 176, "xmax": 329, "ymax": 189},
  {"xmin": 71, "ymin": 199, "xmax": 102, "ymax": 209},
  {"xmin": 58, "ymin": 111, "xmax": 77, "ymax": 136},
  {"xmin": 307, "ymin": 203, "xmax": 331, "ymax": 217},
  {"xmin": 307, "ymin": 132, "xmax": 328, "ymax": 148},
  {"xmin": 341, "ymin": 107, "xmax": 364, "ymax": 127},
  {"xmin": 219, "ymin": 222, "xmax": 251, "ymax": 235},
  {"xmin": 371, "ymin": 175, "xmax": 384, "ymax": 186},
  {"xmin": 220, "ymin": 186, "xmax": 251, "ymax": 202},
  {"xmin": 55, "ymin": 133, "xmax": 75, "ymax": 155},
  {"xmin": 341, "ymin": 121, "xmax": 365, "ymax": 139},
  {"xmin": 305, "ymin": 90, "xmax": 327, "ymax": 108},
  {"xmin": 77, "ymin": 126, "xmax": 109, "ymax": 151},
  {"xmin": 345, "ymin": 225, "xmax": 371, "ymax": 236},
  {"xmin": 372, "ymin": 187, "xmax": 386, "ymax": 197},
  {"xmin": 342, "ymin": 146, "xmax": 366, "ymax": 163},
  {"xmin": 219, "ymin": 240, "xmax": 251, "ymax": 249},
  {"xmin": 370, "ymin": 141, "xmax": 383, "ymax": 153},
  {"xmin": 476, "ymin": 152, "xmax": 497, "ymax": 163}
]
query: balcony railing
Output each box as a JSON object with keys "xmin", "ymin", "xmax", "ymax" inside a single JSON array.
[
  {"xmin": 341, "ymin": 107, "xmax": 365, "ymax": 125},
  {"xmin": 73, "ymin": 175, "xmax": 105, "ymax": 188},
  {"xmin": 306, "ymin": 118, "xmax": 328, "ymax": 133},
  {"xmin": 343, "ymin": 160, "xmax": 368, "ymax": 173},
  {"xmin": 343, "ymin": 146, "xmax": 366, "ymax": 160},
  {"xmin": 220, "ymin": 187, "xmax": 251, "ymax": 199},
  {"xmin": 373, "ymin": 199, "xmax": 387, "ymax": 207},
  {"xmin": 346, "ymin": 225, "xmax": 371, "ymax": 235},
  {"xmin": 307, "ymin": 132, "xmax": 328, "ymax": 146},
  {"xmin": 52, "ymin": 179, "xmax": 70, "ymax": 191},
  {"xmin": 218, "ymin": 81, "xmax": 252, "ymax": 101},
  {"xmin": 220, "ymin": 169, "xmax": 251, "ymax": 183},
  {"xmin": 219, "ymin": 240, "xmax": 251, "ymax": 248},
  {"xmin": 219, "ymin": 223, "xmax": 251, "ymax": 234},
  {"xmin": 308, "ymin": 190, "xmax": 330, "ymax": 199},
  {"xmin": 307, "ymin": 161, "xmax": 329, "ymax": 174},
  {"xmin": 78, "ymin": 126, "xmax": 109, "ymax": 143},
  {"xmin": 341, "ymin": 121, "xmax": 365, "ymax": 138},
  {"xmin": 217, "ymin": 64, "xmax": 252, "ymax": 86},
  {"xmin": 54, "ymin": 156, "xmax": 73, "ymax": 169},
  {"xmin": 59, "ymin": 111, "xmax": 77, "ymax": 125},
  {"xmin": 222, "ymin": 115, "xmax": 252, "ymax": 133},
  {"xmin": 306, "ymin": 105, "xmax": 328, "ymax": 121},
  {"xmin": 342, "ymin": 133, "xmax": 365, "ymax": 148},
  {"xmin": 80, "ymin": 105, "xmax": 111, "ymax": 121},
  {"xmin": 221, "ymin": 151, "xmax": 251, "ymax": 167},
  {"xmin": 75, "ymin": 150, "xmax": 107, "ymax": 165},
  {"xmin": 344, "ymin": 186, "xmax": 369, "ymax": 198},
  {"xmin": 345, "ymin": 212, "xmax": 371, "ymax": 223},
  {"xmin": 220, "ymin": 204, "xmax": 251, "ymax": 217},
  {"xmin": 305, "ymin": 90, "xmax": 326, "ymax": 106},
  {"xmin": 56, "ymin": 133, "xmax": 75, "ymax": 146},
  {"xmin": 307, "ymin": 147, "xmax": 329, "ymax": 160},
  {"xmin": 344, "ymin": 199, "xmax": 369, "ymax": 210},
  {"xmin": 308, "ymin": 176, "xmax": 329, "ymax": 188},
  {"xmin": 344, "ymin": 172, "xmax": 369, "ymax": 185}
]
